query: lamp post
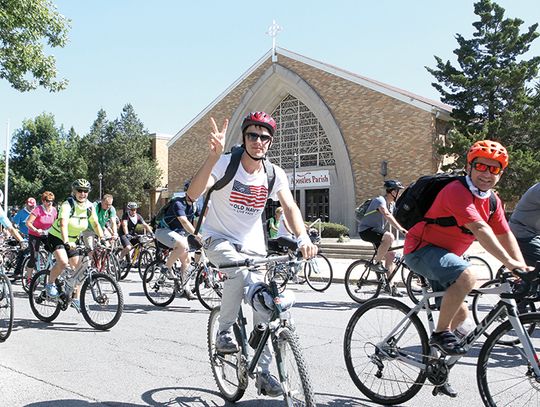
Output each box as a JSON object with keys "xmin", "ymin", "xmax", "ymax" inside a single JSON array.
[{"xmin": 98, "ymin": 173, "xmax": 103, "ymax": 200}]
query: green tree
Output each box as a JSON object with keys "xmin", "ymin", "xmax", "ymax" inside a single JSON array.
[
  {"xmin": 0, "ymin": 0, "xmax": 70, "ymax": 92},
  {"xmin": 426, "ymin": 0, "xmax": 540, "ymax": 201},
  {"xmin": 81, "ymin": 104, "xmax": 161, "ymax": 209},
  {"xmin": 9, "ymin": 114, "xmax": 86, "ymax": 204}
]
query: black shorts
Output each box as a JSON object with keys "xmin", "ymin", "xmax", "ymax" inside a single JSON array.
[
  {"xmin": 46, "ymin": 234, "xmax": 79, "ymax": 258},
  {"xmin": 359, "ymin": 228, "xmax": 383, "ymax": 248},
  {"xmin": 120, "ymin": 234, "xmax": 140, "ymax": 248}
]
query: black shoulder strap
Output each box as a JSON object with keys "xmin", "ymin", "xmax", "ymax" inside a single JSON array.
[{"xmin": 213, "ymin": 147, "xmax": 243, "ymax": 191}]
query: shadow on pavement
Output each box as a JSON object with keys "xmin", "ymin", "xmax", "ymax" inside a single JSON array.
[
  {"xmin": 25, "ymin": 400, "xmax": 144, "ymax": 406},
  {"xmin": 11, "ymin": 318, "xmax": 101, "ymax": 333},
  {"xmin": 294, "ymin": 300, "xmax": 359, "ymax": 311}
]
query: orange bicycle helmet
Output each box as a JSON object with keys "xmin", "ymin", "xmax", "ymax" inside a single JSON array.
[{"xmin": 467, "ymin": 140, "xmax": 509, "ymax": 169}]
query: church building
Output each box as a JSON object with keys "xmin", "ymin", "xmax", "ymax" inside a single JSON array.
[{"xmin": 166, "ymin": 47, "xmax": 452, "ymax": 233}]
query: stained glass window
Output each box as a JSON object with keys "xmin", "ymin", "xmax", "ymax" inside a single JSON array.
[{"xmin": 268, "ymin": 95, "xmax": 335, "ymax": 169}]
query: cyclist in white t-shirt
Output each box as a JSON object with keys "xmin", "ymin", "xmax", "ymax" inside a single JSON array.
[{"xmin": 188, "ymin": 111, "xmax": 318, "ymax": 398}]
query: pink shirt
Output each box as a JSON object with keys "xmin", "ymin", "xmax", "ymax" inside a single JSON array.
[
  {"xmin": 404, "ymin": 180, "xmax": 509, "ymax": 256},
  {"xmin": 29, "ymin": 205, "xmax": 58, "ymax": 237}
]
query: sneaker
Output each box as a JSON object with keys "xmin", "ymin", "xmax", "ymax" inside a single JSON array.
[
  {"xmin": 45, "ymin": 283, "xmax": 59, "ymax": 298},
  {"xmin": 390, "ymin": 285, "xmax": 404, "ymax": 297},
  {"xmin": 370, "ymin": 261, "xmax": 387, "ymax": 273},
  {"xmin": 215, "ymin": 330, "xmax": 239, "ymax": 354},
  {"xmin": 183, "ymin": 288, "xmax": 196, "ymax": 300},
  {"xmin": 70, "ymin": 299, "xmax": 81, "ymax": 313},
  {"xmin": 256, "ymin": 372, "xmax": 283, "ymax": 397},
  {"xmin": 433, "ymin": 382, "xmax": 458, "ymax": 398},
  {"xmin": 429, "ymin": 330, "xmax": 466, "ymax": 356}
]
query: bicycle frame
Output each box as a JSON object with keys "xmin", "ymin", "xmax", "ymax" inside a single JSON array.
[{"xmin": 376, "ymin": 282, "xmax": 540, "ymax": 376}]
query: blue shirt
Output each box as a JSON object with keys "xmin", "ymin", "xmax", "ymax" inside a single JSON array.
[
  {"xmin": 160, "ymin": 197, "xmax": 200, "ymax": 233},
  {"xmin": 13, "ymin": 207, "xmax": 31, "ymax": 236}
]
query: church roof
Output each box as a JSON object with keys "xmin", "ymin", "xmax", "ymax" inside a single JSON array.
[{"xmin": 169, "ymin": 47, "xmax": 453, "ymax": 147}]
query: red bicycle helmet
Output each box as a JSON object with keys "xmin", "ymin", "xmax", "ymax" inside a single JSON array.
[
  {"xmin": 241, "ymin": 111, "xmax": 276, "ymax": 136},
  {"xmin": 467, "ymin": 140, "xmax": 509, "ymax": 169}
]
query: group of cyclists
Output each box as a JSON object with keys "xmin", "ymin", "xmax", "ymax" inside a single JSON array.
[{"xmin": 1, "ymin": 109, "xmax": 539, "ymax": 403}]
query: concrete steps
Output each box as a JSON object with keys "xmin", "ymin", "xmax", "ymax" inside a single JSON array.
[{"xmin": 318, "ymin": 240, "xmax": 374, "ymax": 260}]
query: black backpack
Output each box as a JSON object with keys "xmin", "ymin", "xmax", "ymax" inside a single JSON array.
[
  {"xmin": 151, "ymin": 196, "xmax": 184, "ymax": 231},
  {"xmin": 66, "ymin": 196, "xmax": 93, "ymax": 219},
  {"xmin": 193, "ymin": 145, "xmax": 275, "ymax": 236},
  {"xmin": 394, "ymin": 174, "xmax": 497, "ymax": 234}
]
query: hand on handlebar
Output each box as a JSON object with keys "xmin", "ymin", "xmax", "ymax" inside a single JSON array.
[{"xmin": 299, "ymin": 241, "xmax": 318, "ymax": 260}]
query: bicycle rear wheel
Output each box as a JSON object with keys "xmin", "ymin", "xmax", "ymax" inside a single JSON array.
[
  {"xmin": 471, "ymin": 279, "xmax": 536, "ymax": 345},
  {"xmin": 343, "ymin": 298, "xmax": 429, "ymax": 405},
  {"xmin": 274, "ymin": 326, "xmax": 316, "ymax": 406},
  {"xmin": 405, "ymin": 270, "xmax": 434, "ymax": 307},
  {"xmin": 477, "ymin": 312, "xmax": 540, "ymax": 407},
  {"xmin": 195, "ymin": 265, "xmax": 223, "ymax": 311},
  {"xmin": 344, "ymin": 260, "xmax": 382, "ymax": 303},
  {"xmin": 304, "ymin": 253, "xmax": 333, "ymax": 292},
  {"xmin": 143, "ymin": 260, "xmax": 176, "ymax": 307},
  {"xmin": 0, "ymin": 274, "xmax": 14, "ymax": 341},
  {"xmin": 80, "ymin": 272, "xmax": 123, "ymax": 330},
  {"xmin": 28, "ymin": 270, "xmax": 61, "ymax": 322},
  {"xmin": 465, "ymin": 255, "xmax": 494, "ymax": 288},
  {"xmin": 207, "ymin": 307, "xmax": 245, "ymax": 402}
]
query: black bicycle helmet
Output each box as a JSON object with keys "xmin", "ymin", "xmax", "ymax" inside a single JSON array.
[{"xmin": 384, "ymin": 179, "xmax": 404, "ymax": 192}]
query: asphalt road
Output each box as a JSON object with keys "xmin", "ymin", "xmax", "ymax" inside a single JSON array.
[{"xmin": 1, "ymin": 263, "xmax": 497, "ymax": 407}]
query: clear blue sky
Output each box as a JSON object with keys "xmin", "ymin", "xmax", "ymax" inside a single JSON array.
[{"xmin": 1, "ymin": 0, "xmax": 539, "ymax": 153}]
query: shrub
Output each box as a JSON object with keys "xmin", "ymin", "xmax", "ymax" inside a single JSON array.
[{"xmin": 320, "ymin": 222, "xmax": 349, "ymax": 238}]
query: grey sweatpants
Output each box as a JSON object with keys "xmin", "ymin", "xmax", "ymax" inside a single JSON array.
[{"xmin": 204, "ymin": 237, "xmax": 272, "ymax": 371}]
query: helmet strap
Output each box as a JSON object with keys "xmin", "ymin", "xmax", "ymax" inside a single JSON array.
[{"xmin": 241, "ymin": 142, "xmax": 266, "ymax": 162}]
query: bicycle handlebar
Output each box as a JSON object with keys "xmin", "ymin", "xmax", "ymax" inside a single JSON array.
[
  {"xmin": 500, "ymin": 262, "xmax": 540, "ymax": 299},
  {"xmin": 217, "ymin": 254, "xmax": 293, "ymax": 270}
]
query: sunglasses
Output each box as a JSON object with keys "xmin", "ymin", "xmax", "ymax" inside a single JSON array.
[
  {"xmin": 76, "ymin": 189, "xmax": 89, "ymax": 193},
  {"xmin": 472, "ymin": 162, "xmax": 503, "ymax": 175},
  {"xmin": 43, "ymin": 200, "xmax": 54, "ymax": 203},
  {"xmin": 245, "ymin": 132, "xmax": 272, "ymax": 144}
]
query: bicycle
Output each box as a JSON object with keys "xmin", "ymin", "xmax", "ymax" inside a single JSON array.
[
  {"xmin": 116, "ymin": 234, "xmax": 155, "ymax": 280},
  {"xmin": 28, "ymin": 243, "xmax": 124, "ymax": 330},
  {"xmin": 207, "ymin": 255, "xmax": 316, "ymax": 406},
  {"xmin": 89, "ymin": 239, "xmax": 121, "ymax": 281},
  {"xmin": 266, "ymin": 237, "xmax": 333, "ymax": 292},
  {"xmin": 0, "ymin": 261, "xmax": 14, "ymax": 342},
  {"xmin": 142, "ymin": 242, "xmax": 224, "ymax": 310},
  {"xmin": 344, "ymin": 244, "xmax": 411, "ymax": 303},
  {"xmin": 20, "ymin": 247, "xmax": 54, "ymax": 294},
  {"xmin": 343, "ymin": 264, "xmax": 540, "ymax": 406}
]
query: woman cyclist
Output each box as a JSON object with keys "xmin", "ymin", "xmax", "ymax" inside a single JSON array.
[
  {"xmin": 25, "ymin": 191, "xmax": 58, "ymax": 286},
  {"xmin": 45, "ymin": 179, "xmax": 105, "ymax": 308}
]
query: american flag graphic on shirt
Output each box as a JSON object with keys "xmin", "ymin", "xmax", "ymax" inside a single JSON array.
[{"xmin": 230, "ymin": 180, "xmax": 268, "ymax": 209}]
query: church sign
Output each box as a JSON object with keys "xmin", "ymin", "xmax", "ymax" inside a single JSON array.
[{"xmin": 287, "ymin": 170, "xmax": 331, "ymax": 188}]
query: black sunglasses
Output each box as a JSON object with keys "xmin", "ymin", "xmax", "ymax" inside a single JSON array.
[
  {"xmin": 76, "ymin": 189, "xmax": 89, "ymax": 193},
  {"xmin": 245, "ymin": 132, "xmax": 272, "ymax": 143}
]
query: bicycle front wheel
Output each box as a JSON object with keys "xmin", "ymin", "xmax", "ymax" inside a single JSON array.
[
  {"xmin": 28, "ymin": 270, "xmax": 61, "ymax": 323},
  {"xmin": 80, "ymin": 273, "xmax": 124, "ymax": 330},
  {"xmin": 143, "ymin": 260, "xmax": 176, "ymax": 307},
  {"xmin": 477, "ymin": 312, "xmax": 540, "ymax": 407},
  {"xmin": 137, "ymin": 248, "xmax": 155, "ymax": 280},
  {"xmin": 274, "ymin": 326, "xmax": 316, "ymax": 406},
  {"xmin": 343, "ymin": 298, "xmax": 429, "ymax": 405},
  {"xmin": 207, "ymin": 307, "xmax": 245, "ymax": 402},
  {"xmin": 195, "ymin": 266, "xmax": 223, "ymax": 311},
  {"xmin": 304, "ymin": 254, "xmax": 333, "ymax": 292},
  {"xmin": 0, "ymin": 274, "xmax": 14, "ymax": 341},
  {"xmin": 344, "ymin": 260, "xmax": 381, "ymax": 303}
]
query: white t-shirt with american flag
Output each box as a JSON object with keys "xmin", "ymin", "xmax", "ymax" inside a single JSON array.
[{"xmin": 203, "ymin": 154, "xmax": 288, "ymax": 255}]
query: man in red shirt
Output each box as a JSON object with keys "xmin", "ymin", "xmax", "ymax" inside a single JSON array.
[{"xmin": 404, "ymin": 140, "xmax": 531, "ymax": 394}]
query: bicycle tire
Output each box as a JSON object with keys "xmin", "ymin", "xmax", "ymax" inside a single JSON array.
[
  {"xmin": 304, "ymin": 253, "xmax": 333, "ymax": 292},
  {"xmin": 207, "ymin": 306, "xmax": 245, "ymax": 402},
  {"xmin": 465, "ymin": 255, "xmax": 494, "ymax": 287},
  {"xmin": 264, "ymin": 262, "xmax": 289, "ymax": 292},
  {"xmin": 28, "ymin": 270, "xmax": 61, "ymax": 323},
  {"xmin": 343, "ymin": 297, "xmax": 429, "ymax": 405},
  {"xmin": 104, "ymin": 252, "xmax": 121, "ymax": 281},
  {"xmin": 274, "ymin": 326, "xmax": 317, "ymax": 406},
  {"xmin": 0, "ymin": 273, "xmax": 14, "ymax": 342},
  {"xmin": 344, "ymin": 259, "xmax": 382, "ymax": 303},
  {"xmin": 405, "ymin": 270, "xmax": 435, "ymax": 307},
  {"xmin": 477, "ymin": 312, "xmax": 540, "ymax": 407},
  {"xmin": 22, "ymin": 250, "xmax": 50, "ymax": 293},
  {"xmin": 137, "ymin": 248, "xmax": 155, "ymax": 280},
  {"xmin": 471, "ymin": 279, "xmax": 536, "ymax": 345},
  {"xmin": 114, "ymin": 248, "xmax": 131, "ymax": 280},
  {"xmin": 143, "ymin": 260, "xmax": 176, "ymax": 307},
  {"xmin": 80, "ymin": 272, "xmax": 124, "ymax": 330},
  {"xmin": 195, "ymin": 265, "xmax": 223, "ymax": 311}
]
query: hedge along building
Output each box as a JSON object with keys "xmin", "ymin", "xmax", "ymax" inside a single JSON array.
[{"xmin": 167, "ymin": 47, "xmax": 452, "ymax": 234}]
